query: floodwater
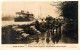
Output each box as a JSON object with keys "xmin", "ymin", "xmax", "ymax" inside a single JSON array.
[
  {"xmin": 2, "ymin": 20, "xmax": 43, "ymax": 27},
  {"xmin": 2, "ymin": 21, "xmax": 35, "ymax": 27}
]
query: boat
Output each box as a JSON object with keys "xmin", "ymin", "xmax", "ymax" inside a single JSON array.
[{"xmin": 14, "ymin": 10, "xmax": 35, "ymax": 22}]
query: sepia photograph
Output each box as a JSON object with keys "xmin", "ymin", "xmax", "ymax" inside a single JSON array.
[{"xmin": 2, "ymin": 1, "xmax": 78, "ymax": 44}]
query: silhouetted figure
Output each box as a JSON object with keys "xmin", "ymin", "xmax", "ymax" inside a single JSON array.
[
  {"xmin": 55, "ymin": 19, "xmax": 59, "ymax": 34},
  {"xmin": 35, "ymin": 20, "xmax": 40, "ymax": 30},
  {"xmin": 46, "ymin": 30, "xmax": 51, "ymax": 44},
  {"xmin": 58, "ymin": 20, "xmax": 62, "ymax": 40},
  {"xmin": 51, "ymin": 30, "xmax": 56, "ymax": 44},
  {"xmin": 55, "ymin": 34, "xmax": 59, "ymax": 43},
  {"xmin": 51, "ymin": 19, "xmax": 55, "ymax": 36},
  {"xmin": 36, "ymin": 36, "xmax": 39, "ymax": 43},
  {"xmin": 51, "ymin": 36, "xmax": 56, "ymax": 44},
  {"xmin": 46, "ymin": 21, "xmax": 51, "ymax": 29},
  {"xmin": 51, "ymin": 31, "xmax": 59, "ymax": 44},
  {"xmin": 46, "ymin": 37, "xmax": 50, "ymax": 44},
  {"xmin": 39, "ymin": 21, "xmax": 46, "ymax": 43},
  {"xmin": 51, "ymin": 19, "xmax": 61, "ymax": 44}
]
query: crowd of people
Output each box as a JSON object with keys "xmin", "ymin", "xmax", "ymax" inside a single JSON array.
[{"xmin": 35, "ymin": 16, "xmax": 63, "ymax": 44}]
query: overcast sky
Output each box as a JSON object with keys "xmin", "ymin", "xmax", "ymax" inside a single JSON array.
[{"xmin": 2, "ymin": 1, "xmax": 60, "ymax": 18}]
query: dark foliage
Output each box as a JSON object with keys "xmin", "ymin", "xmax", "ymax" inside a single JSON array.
[
  {"xmin": 58, "ymin": 1, "xmax": 78, "ymax": 42},
  {"xmin": 59, "ymin": 1, "xmax": 78, "ymax": 20}
]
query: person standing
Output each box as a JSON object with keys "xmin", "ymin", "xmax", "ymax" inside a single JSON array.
[
  {"xmin": 52, "ymin": 18, "xmax": 55, "ymax": 35},
  {"xmin": 58, "ymin": 19, "xmax": 62, "ymax": 40},
  {"xmin": 35, "ymin": 19, "xmax": 40, "ymax": 30},
  {"xmin": 55, "ymin": 19, "xmax": 59, "ymax": 35}
]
